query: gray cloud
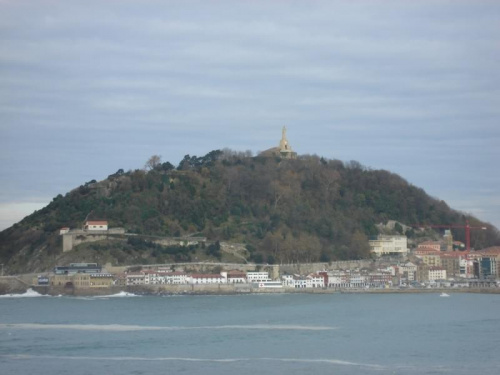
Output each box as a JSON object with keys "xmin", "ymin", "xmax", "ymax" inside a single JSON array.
[{"xmin": 1, "ymin": 0, "xmax": 499, "ymax": 229}]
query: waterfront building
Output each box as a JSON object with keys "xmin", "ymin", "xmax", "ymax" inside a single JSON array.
[
  {"xmin": 349, "ymin": 273, "xmax": 366, "ymax": 288},
  {"xmin": 222, "ymin": 271, "xmax": 247, "ymax": 284},
  {"xmin": 366, "ymin": 271, "xmax": 393, "ymax": 288},
  {"xmin": 126, "ymin": 273, "xmax": 146, "ymax": 286},
  {"xmin": 292, "ymin": 275, "xmax": 307, "ymax": 288},
  {"xmin": 459, "ymin": 257, "xmax": 474, "ymax": 278},
  {"xmin": 473, "ymin": 257, "xmax": 499, "ymax": 279},
  {"xmin": 416, "ymin": 264, "xmax": 429, "ymax": 282},
  {"xmin": 307, "ymin": 273, "xmax": 326, "ymax": 288},
  {"xmin": 188, "ymin": 274, "xmax": 225, "ymax": 284},
  {"xmin": 246, "ymin": 272, "xmax": 270, "ymax": 282},
  {"xmin": 440, "ymin": 253, "xmax": 462, "ymax": 278},
  {"xmin": 143, "ymin": 271, "xmax": 165, "ymax": 285},
  {"xmin": 51, "ymin": 273, "xmax": 91, "ymax": 288},
  {"xmin": 397, "ymin": 262, "xmax": 417, "ymax": 281},
  {"xmin": 89, "ymin": 273, "xmax": 114, "ymax": 287},
  {"xmin": 164, "ymin": 271, "xmax": 188, "ymax": 284},
  {"xmin": 369, "ymin": 235, "xmax": 408, "ymax": 256},
  {"xmin": 428, "ymin": 267, "xmax": 447, "ymax": 281},
  {"xmin": 281, "ymin": 274, "xmax": 294, "ymax": 287},
  {"xmin": 326, "ymin": 271, "xmax": 343, "ymax": 288}
]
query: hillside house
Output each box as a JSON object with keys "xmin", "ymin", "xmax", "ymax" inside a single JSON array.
[{"xmin": 84, "ymin": 220, "xmax": 108, "ymax": 231}]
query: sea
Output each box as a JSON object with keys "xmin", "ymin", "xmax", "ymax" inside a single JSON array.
[{"xmin": 1, "ymin": 290, "xmax": 499, "ymax": 375}]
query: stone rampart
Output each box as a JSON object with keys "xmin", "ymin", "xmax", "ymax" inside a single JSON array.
[{"xmin": 279, "ymin": 260, "xmax": 373, "ymax": 274}]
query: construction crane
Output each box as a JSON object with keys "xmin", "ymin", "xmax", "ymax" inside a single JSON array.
[{"xmin": 413, "ymin": 220, "xmax": 487, "ymax": 251}]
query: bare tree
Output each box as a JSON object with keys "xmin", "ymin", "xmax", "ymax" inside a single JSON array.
[{"xmin": 145, "ymin": 155, "xmax": 162, "ymax": 170}]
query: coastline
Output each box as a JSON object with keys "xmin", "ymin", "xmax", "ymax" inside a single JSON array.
[{"xmin": 22, "ymin": 284, "xmax": 500, "ymax": 297}]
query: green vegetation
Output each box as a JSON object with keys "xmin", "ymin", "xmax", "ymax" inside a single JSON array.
[{"xmin": 1, "ymin": 149, "xmax": 499, "ymax": 273}]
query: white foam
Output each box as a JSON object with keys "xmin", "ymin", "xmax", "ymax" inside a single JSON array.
[
  {"xmin": 93, "ymin": 291, "xmax": 140, "ymax": 298},
  {"xmin": 0, "ymin": 323, "xmax": 336, "ymax": 332},
  {"xmin": 0, "ymin": 354, "xmax": 381, "ymax": 368},
  {"xmin": 0, "ymin": 288, "xmax": 45, "ymax": 298}
]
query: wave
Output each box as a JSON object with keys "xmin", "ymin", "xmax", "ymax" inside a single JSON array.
[
  {"xmin": 0, "ymin": 288, "xmax": 46, "ymax": 298},
  {"xmin": 0, "ymin": 323, "xmax": 336, "ymax": 332},
  {"xmin": 0, "ymin": 354, "xmax": 381, "ymax": 368},
  {"xmin": 92, "ymin": 291, "xmax": 140, "ymax": 298}
]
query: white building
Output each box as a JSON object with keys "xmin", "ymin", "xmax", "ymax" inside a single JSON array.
[
  {"xmin": 369, "ymin": 235, "xmax": 408, "ymax": 256},
  {"xmin": 459, "ymin": 258, "xmax": 474, "ymax": 278},
  {"xmin": 349, "ymin": 274, "xmax": 366, "ymax": 288},
  {"xmin": 84, "ymin": 220, "xmax": 108, "ymax": 231},
  {"xmin": 143, "ymin": 271, "xmax": 166, "ymax": 285},
  {"xmin": 281, "ymin": 274, "xmax": 294, "ymax": 287},
  {"xmin": 307, "ymin": 274, "xmax": 325, "ymax": 288},
  {"xmin": 428, "ymin": 267, "xmax": 447, "ymax": 281},
  {"xmin": 292, "ymin": 276, "xmax": 307, "ymax": 288},
  {"xmin": 126, "ymin": 273, "xmax": 145, "ymax": 285},
  {"xmin": 188, "ymin": 274, "xmax": 225, "ymax": 284},
  {"xmin": 398, "ymin": 262, "xmax": 417, "ymax": 281},
  {"xmin": 164, "ymin": 271, "xmax": 188, "ymax": 284},
  {"xmin": 59, "ymin": 227, "xmax": 70, "ymax": 235},
  {"xmin": 221, "ymin": 271, "xmax": 247, "ymax": 284},
  {"xmin": 281, "ymin": 274, "xmax": 324, "ymax": 288},
  {"xmin": 327, "ymin": 271, "xmax": 350, "ymax": 288},
  {"xmin": 246, "ymin": 272, "xmax": 270, "ymax": 282}
]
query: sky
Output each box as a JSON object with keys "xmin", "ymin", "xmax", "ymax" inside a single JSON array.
[{"xmin": 1, "ymin": 0, "xmax": 499, "ymax": 231}]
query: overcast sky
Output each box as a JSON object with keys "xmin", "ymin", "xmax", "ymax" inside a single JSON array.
[{"xmin": 1, "ymin": 0, "xmax": 499, "ymax": 231}]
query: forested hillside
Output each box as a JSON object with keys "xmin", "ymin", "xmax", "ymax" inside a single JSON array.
[{"xmin": 1, "ymin": 150, "xmax": 499, "ymax": 273}]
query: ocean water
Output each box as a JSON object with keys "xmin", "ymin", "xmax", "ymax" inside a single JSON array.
[{"xmin": 1, "ymin": 291, "xmax": 500, "ymax": 374}]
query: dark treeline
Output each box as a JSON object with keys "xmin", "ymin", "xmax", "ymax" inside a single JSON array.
[{"xmin": 1, "ymin": 149, "xmax": 499, "ymax": 269}]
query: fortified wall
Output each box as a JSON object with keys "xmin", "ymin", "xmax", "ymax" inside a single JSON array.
[
  {"xmin": 279, "ymin": 260, "xmax": 374, "ymax": 274},
  {"xmin": 62, "ymin": 228, "xmax": 126, "ymax": 252},
  {"xmin": 62, "ymin": 228, "xmax": 206, "ymax": 252}
]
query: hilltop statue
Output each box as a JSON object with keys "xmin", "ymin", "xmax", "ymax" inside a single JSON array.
[
  {"xmin": 259, "ymin": 126, "xmax": 297, "ymax": 159},
  {"xmin": 280, "ymin": 126, "xmax": 290, "ymax": 151}
]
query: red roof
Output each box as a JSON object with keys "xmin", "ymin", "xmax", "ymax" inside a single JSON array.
[
  {"xmin": 440, "ymin": 252, "xmax": 469, "ymax": 258},
  {"xmin": 477, "ymin": 246, "xmax": 500, "ymax": 254},
  {"xmin": 86, "ymin": 220, "xmax": 108, "ymax": 225},
  {"xmin": 415, "ymin": 247, "xmax": 440, "ymax": 255}
]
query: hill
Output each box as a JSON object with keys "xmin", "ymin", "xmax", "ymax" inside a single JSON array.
[{"xmin": 1, "ymin": 149, "xmax": 499, "ymax": 274}]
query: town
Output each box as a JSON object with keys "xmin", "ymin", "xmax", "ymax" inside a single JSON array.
[{"xmin": 30, "ymin": 220, "xmax": 500, "ymax": 294}]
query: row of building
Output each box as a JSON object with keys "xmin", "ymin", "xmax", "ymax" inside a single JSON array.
[
  {"xmin": 125, "ymin": 270, "xmax": 271, "ymax": 286},
  {"xmin": 37, "ymin": 243, "xmax": 500, "ymax": 290},
  {"xmin": 368, "ymin": 231, "xmax": 466, "ymax": 257}
]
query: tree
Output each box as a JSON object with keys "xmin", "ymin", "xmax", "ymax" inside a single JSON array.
[
  {"xmin": 394, "ymin": 222, "xmax": 403, "ymax": 234},
  {"xmin": 145, "ymin": 155, "xmax": 162, "ymax": 171}
]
